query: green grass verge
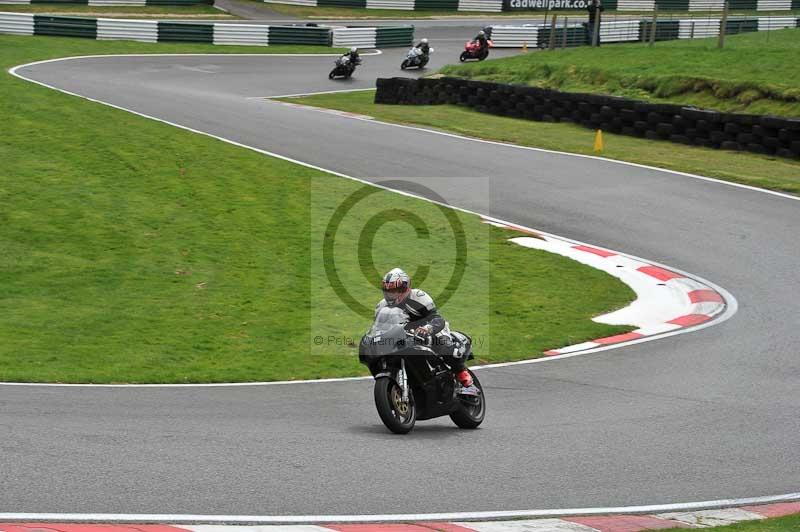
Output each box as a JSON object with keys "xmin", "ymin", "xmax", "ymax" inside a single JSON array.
[
  {"xmin": 0, "ymin": 5, "xmax": 235, "ymax": 17},
  {"xmin": 276, "ymin": 90, "xmax": 800, "ymax": 194},
  {"xmin": 441, "ymin": 29, "xmax": 800, "ymax": 118},
  {"xmin": 0, "ymin": 35, "xmax": 634, "ymax": 383},
  {"xmin": 661, "ymin": 513, "xmax": 800, "ymax": 531}
]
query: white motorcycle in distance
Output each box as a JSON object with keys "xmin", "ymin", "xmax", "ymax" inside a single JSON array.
[{"xmin": 401, "ymin": 46, "xmax": 434, "ymax": 70}]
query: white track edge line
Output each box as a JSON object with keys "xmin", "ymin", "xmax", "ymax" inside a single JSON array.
[
  {"xmin": 4, "ymin": 54, "xmax": 744, "ymax": 388},
  {"xmin": 1, "ymin": 493, "xmax": 798, "ymax": 524},
  {"xmin": 255, "ymin": 87, "xmax": 377, "ymax": 99}
]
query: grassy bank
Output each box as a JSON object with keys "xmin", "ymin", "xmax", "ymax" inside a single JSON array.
[
  {"xmin": 0, "ymin": 35, "xmax": 634, "ymax": 382},
  {"xmin": 278, "ymin": 90, "xmax": 800, "ymax": 194},
  {"xmin": 441, "ymin": 29, "xmax": 800, "ymax": 118},
  {"xmin": 0, "ymin": 4, "xmax": 235, "ymax": 17}
]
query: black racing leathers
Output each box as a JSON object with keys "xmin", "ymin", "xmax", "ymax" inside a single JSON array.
[{"xmin": 375, "ymin": 289, "xmax": 466, "ymax": 372}]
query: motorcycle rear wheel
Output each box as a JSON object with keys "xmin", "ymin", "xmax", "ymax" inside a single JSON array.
[
  {"xmin": 374, "ymin": 378, "xmax": 416, "ymax": 434},
  {"xmin": 449, "ymin": 370, "xmax": 485, "ymax": 429}
]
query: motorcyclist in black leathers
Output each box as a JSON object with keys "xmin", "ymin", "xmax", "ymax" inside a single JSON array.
[
  {"xmin": 377, "ymin": 267, "xmax": 474, "ymax": 388},
  {"xmin": 415, "ymin": 38, "xmax": 430, "ymax": 56},
  {"xmin": 344, "ymin": 46, "xmax": 361, "ymax": 66},
  {"xmin": 474, "ymin": 30, "xmax": 489, "ymax": 53}
]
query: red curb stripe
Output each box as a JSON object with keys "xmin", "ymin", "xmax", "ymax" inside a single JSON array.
[
  {"xmin": 742, "ymin": 502, "xmax": 800, "ymax": 517},
  {"xmin": 566, "ymin": 515, "xmax": 692, "ymax": 531},
  {"xmin": 637, "ymin": 266, "xmax": 683, "ymax": 282},
  {"xmin": 668, "ymin": 314, "xmax": 712, "ymax": 327},
  {"xmin": 0, "ymin": 526, "xmax": 188, "ymax": 532},
  {"xmin": 573, "ymin": 245, "xmax": 617, "ymax": 258},
  {"xmin": 688, "ymin": 289, "xmax": 724, "ymax": 304},
  {"xmin": 544, "ymin": 349, "xmax": 561, "ymax": 356},
  {"xmin": 593, "ymin": 332, "xmax": 645, "ymax": 345}
]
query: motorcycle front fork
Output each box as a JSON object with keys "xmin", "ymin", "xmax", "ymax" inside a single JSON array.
[{"xmin": 399, "ymin": 358, "xmax": 409, "ymax": 403}]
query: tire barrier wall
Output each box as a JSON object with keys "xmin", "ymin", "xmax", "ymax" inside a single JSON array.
[
  {"xmin": 488, "ymin": 15, "xmax": 799, "ymax": 46},
  {"xmin": 263, "ymin": 0, "xmax": 798, "ymax": 11},
  {"xmin": 0, "ymin": 13, "xmax": 414, "ymax": 47},
  {"xmin": 0, "ymin": 0, "xmax": 212, "ymax": 5},
  {"xmin": 373, "ymin": 76, "xmax": 800, "ymax": 159}
]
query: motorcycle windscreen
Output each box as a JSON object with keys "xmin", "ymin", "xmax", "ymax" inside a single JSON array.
[{"xmin": 368, "ymin": 306, "xmax": 408, "ymax": 336}]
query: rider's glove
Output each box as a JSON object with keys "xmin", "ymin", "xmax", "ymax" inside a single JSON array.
[{"xmin": 414, "ymin": 325, "xmax": 433, "ymax": 339}]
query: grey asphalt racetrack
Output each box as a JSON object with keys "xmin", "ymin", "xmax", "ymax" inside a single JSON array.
[{"xmin": 3, "ymin": 36, "xmax": 799, "ymax": 517}]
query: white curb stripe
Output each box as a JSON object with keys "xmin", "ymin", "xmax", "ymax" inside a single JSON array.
[
  {"xmin": 457, "ymin": 519, "xmax": 599, "ymax": 531},
  {"xmin": 656, "ymin": 508, "xmax": 768, "ymax": 527}
]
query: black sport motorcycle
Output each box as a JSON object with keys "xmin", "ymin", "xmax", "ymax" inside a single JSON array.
[
  {"xmin": 329, "ymin": 55, "xmax": 360, "ymax": 79},
  {"xmin": 359, "ymin": 306, "xmax": 486, "ymax": 434}
]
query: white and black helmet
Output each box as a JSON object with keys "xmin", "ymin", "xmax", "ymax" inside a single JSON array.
[
  {"xmin": 350, "ymin": 46, "xmax": 358, "ymax": 53},
  {"xmin": 382, "ymin": 267, "xmax": 411, "ymax": 305},
  {"xmin": 421, "ymin": 38, "xmax": 428, "ymax": 44}
]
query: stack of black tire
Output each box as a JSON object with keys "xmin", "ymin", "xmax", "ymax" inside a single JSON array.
[{"xmin": 374, "ymin": 77, "xmax": 800, "ymax": 159}]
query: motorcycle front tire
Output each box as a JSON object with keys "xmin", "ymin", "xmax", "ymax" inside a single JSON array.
[
  {"xmin": 329, "ymin": 68, "xmax": 337, "ymax": 79},
  {"xmin": 374, "ymin": 378, "xmax": 416, "ymax": 434},
  {"xmin": 459, "ymin": 52, "xmax": 468, "ymax": 62},
  {"xmin": 401, "ymin": 59, "xmax": 410, "ymax": 70}
]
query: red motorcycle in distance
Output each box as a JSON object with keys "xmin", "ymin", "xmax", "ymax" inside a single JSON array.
[{"xmin": 459, "ymin": 39, "xmax": 493, "ymax": 62}]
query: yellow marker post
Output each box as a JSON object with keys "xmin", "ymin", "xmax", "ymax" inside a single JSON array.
[
  {"xmin": 594, "ymin": 129, "xmax": 604, "ymax": 153},
  {"xmin": 522, "ymin": 41, "xmax": 528, "ymax": 52}
]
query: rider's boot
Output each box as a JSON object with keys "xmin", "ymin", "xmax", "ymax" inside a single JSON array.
[{"xmin": 456, "ymin": 369, "xmax": 473, "ymax": 387}]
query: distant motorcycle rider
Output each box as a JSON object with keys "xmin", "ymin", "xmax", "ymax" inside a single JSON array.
[
  {"xmin": 377, "ymin": 268, "xmax": 474, "ymax": 388},
  {"xmin": 345, "ymin": 46, "xmax": 361, "ymax": 65},
  {"xmin": 474, "ymin": 30, "xmax": 489, "ymax": 52},
  {"xmin": 415, "ymin": 37, "xmax": 431, "ymax": 56}
]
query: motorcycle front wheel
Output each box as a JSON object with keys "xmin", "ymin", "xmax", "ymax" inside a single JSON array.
[
  {"xmin": 459, "ymin": 52, "xmax": 468, "ymax": 62},
  {"xmin": 374, "ymin": 378, "xmax": 416, "ymax": 434},
  {"xmin": 401, "ymin": 59, "xmax": 410, "ymax": 70},
  {"xmin": 449, "ymin": 370, "xmax": 485, "ymax": 429},
  {"xmin": 328, "ymin": 68, "xmax": 337, "ymax": 79}
]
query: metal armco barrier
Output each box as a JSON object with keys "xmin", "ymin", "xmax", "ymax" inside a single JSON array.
[
  {"xmin": 333, "ymin": 26, "xmax": 378, "ymax": 47},
  {"xmin": 375, "ymin": 25, "xmax": 414, "ymax": 46},
  {"xmin": 158, "ymin": 21, "xmax": 213, "ymax": 42},
  {"xmin": 0, "ymin": 12, "xmax": 33, "ymax": 34},
  {"xmin": 97, "ymin": 18, "xmax": 157, "ymax": 41},
  {"xmin": 366, "ymin": 0, "xmax": 415, "ymax": 8},
  {"xmin": 264, "ymin": 0, "xmax": 800, "ymax": 10},
  {"xmin": 213, "ymin": 23, "xmax": 269, "ymax": 45},
  {"xmin": 374, "ymin": 76, "xmax": 800, "ymax": 159},
  {"xmin": 488, "ymin": 15, "xmax": 799, "ymax": 46},
  {"xmin": 0, "ymin": 0, "xmax": 211, "ymax": 4},
  {"xmin": 0, "ymin": 14, "xmax": 414, "ymax": 47},
  {"xmin": 1, "ymin": 0, "xmax": 211, "ymax": 4},
  {"xmin": 488, "ymin": 25, "xmax": 541, "ymax": 47},
  {"xmin": 457, "ymin": 0, "xmax": 504, "ymax": 10},
  {"xmin": 35, "ymin": 15, "xmax": 97, "ymax": 38}
]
